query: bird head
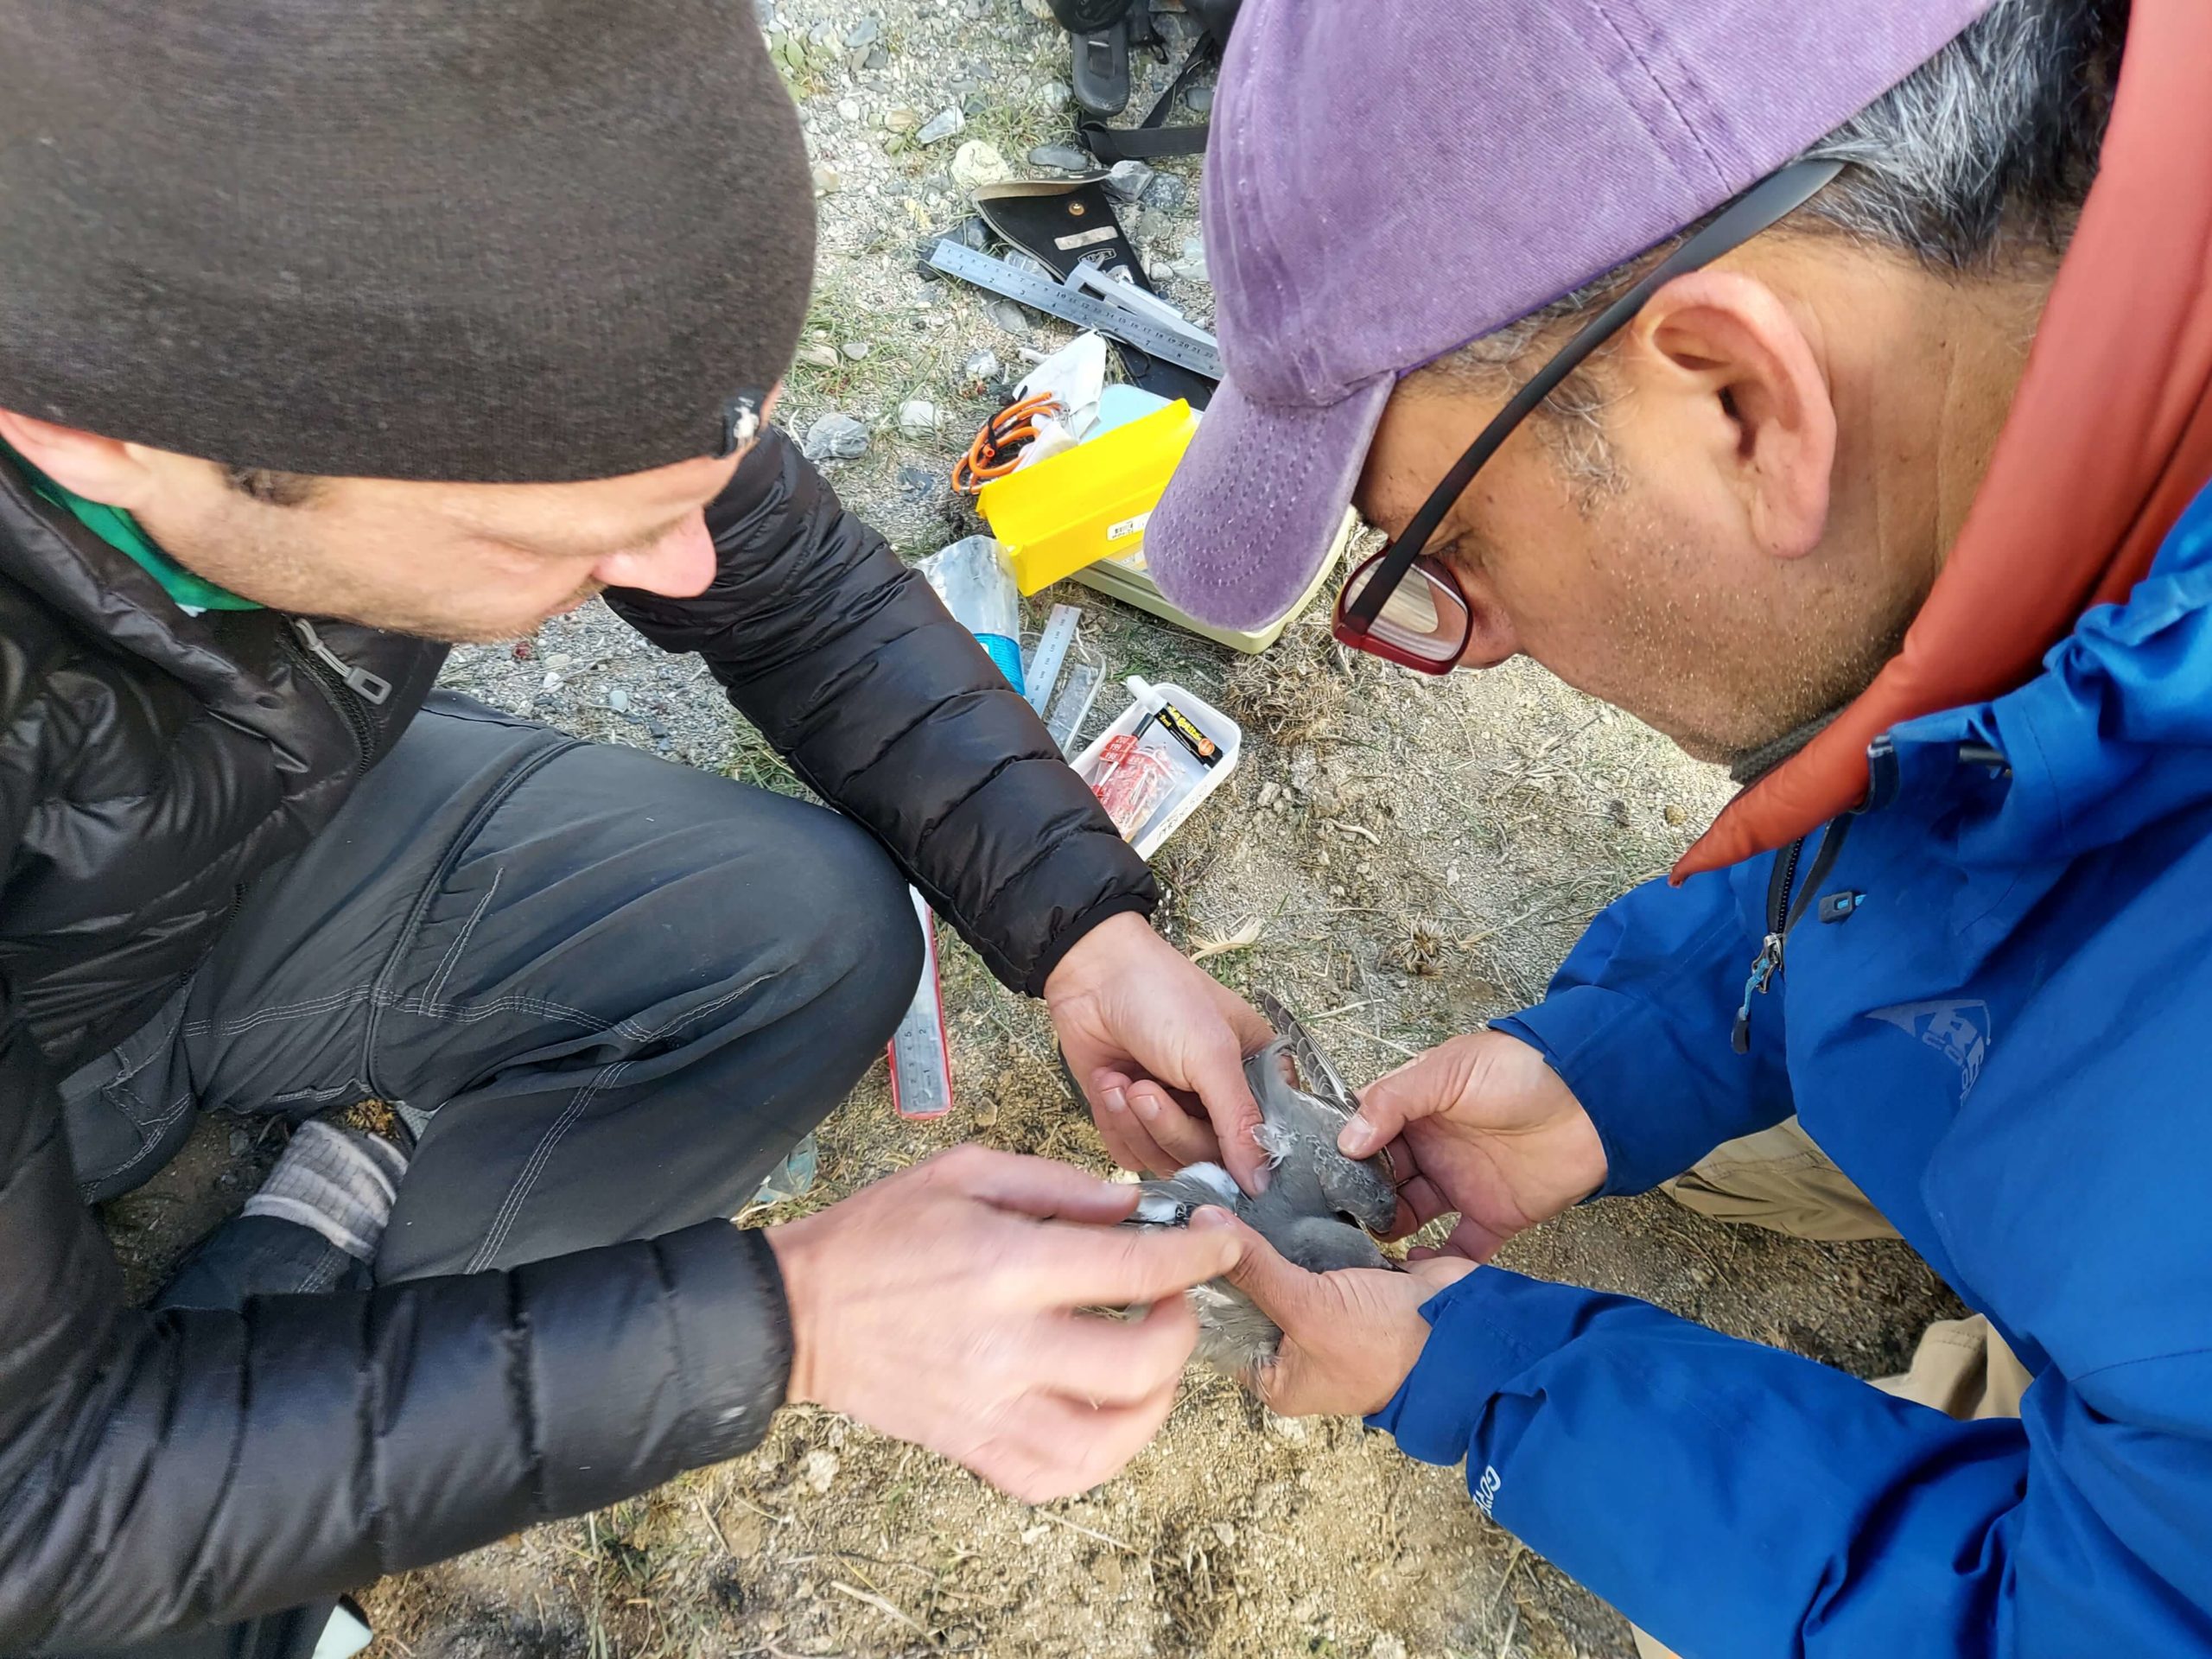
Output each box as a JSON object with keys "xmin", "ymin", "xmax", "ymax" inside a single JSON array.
[{"xmin": 1243, "ymin": 990, "xmax": 1400, "ymax": 1236}]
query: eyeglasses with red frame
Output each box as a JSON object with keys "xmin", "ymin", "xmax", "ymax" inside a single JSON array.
[{"xmin": 1332, "ymin": 158, "xmax": 1847, "ymax": 673}]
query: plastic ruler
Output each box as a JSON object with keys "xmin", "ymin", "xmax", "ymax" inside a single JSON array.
[
  {"xmin": 1046, "ymin": 661, "xmax": 1103, "ymax": 755},
  {"xmin": 927, "ymin": 239, "xmax": 1225, "ymax": 380},
  {"xmin": 887, "ymin": 887, "xmax": 954, "ymax": 1119},
  {"xmin": 1023, "ymin": 603, "xmax": 1083, "ymax": 715}
]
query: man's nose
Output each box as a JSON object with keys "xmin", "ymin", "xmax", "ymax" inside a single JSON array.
[{"xmin": 593, "ymin": 511, "xmax": 716, "ymax": 598}]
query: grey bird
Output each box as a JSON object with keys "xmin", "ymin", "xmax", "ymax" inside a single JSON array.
[{"xmin": 1126, "ymin": 990, "xmax": 1402, "ymax": 1375}]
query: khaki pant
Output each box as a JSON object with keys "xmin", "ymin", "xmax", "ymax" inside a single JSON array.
[{"xmin": 1629, "ymin": 1119, "xmax": 2031, "ymax": 1659}]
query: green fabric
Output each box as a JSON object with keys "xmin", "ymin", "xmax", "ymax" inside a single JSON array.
[{"xmin": 1, "ymin": 441, "xmax": 260, "ymax": 612}]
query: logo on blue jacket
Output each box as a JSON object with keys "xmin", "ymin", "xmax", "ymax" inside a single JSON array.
[{"xmin": 1866, "ymin": 999, "xmax": 1992, "ymax": 1101}]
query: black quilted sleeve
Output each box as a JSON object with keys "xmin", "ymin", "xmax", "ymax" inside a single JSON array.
[{"xmin": 607, "ymin": 427, "xmax": 1157, "ymax": 994}]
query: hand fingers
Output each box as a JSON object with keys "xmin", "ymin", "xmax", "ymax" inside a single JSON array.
[
  {"xmin": 1215, "ymin": 1220, "xmax": 1322, "ymax": 1330},
  {"xmin": 1124, "ymin": 1081, "xmax": 1224, "ymax": 1171},
  {"xmin": 969, "ymin": 1376, "xmax": 1181, "ymax": 1503},
  {"xmin": 1032, "ymin": 1297, "xmax": 1200, "ymax": 1406},
  {"xmin": 1179, "ymin": 1038, "xmax": 1268, "ymax": 1195},
  {"xmin": 1023, "ymin": 1205, "xmax": 1245, "ymax": 1306},
  {"xmin": 1387, "ymin": 1172, "xmax": 1454, "ymax": 1239},
  {"xmin": 937, "ymin": 1146, "xmax": 1138, "ymax": 1224},
  {"xmin": 1090, "ymin": 1073, "xmax": 1176, "ymax": 1176},
  {"xmin": 1407, "ymin": 1255, "xmax": 1478, "ymax": 1294},
  {"xmin": 1092, "ymin": 1071, "xmax": 1206, "ymax": 1177},
  {"xmin": 1342, "ymin": 1043, "xmax": 1478, "ymax": 1159},
  {"xmin": 1443, "ymin": 1213, "xmax": 1511, "ymax": 1263}
]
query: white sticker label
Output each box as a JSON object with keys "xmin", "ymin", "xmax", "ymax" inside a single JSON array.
[
  {"xmin": 1055, "ymin": 225, "xmax": 1120, "ymax": 251},
  {"xmin": 1107, "ymin": 512, "xmax": 1152, "ymax": 542}
]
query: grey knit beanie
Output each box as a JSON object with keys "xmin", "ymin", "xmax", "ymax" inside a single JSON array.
[{"xmin": 0, "ymin": 1, "xmax": 817, "ymax": 483}]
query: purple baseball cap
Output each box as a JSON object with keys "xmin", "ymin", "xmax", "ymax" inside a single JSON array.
[{"xmin": 1146, "ymin": 0, "xmax": 1989, "ymax": 631}]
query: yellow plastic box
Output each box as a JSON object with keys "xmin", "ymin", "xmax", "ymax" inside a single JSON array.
[{"xmin": 977, "ymin": 399, "xmax": 1198, "ymax": 594}]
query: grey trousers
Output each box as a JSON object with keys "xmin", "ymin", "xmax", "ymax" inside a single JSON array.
[{"xmin": 60, "ymin": 693, "xmax": 920, "ymax": 1658}]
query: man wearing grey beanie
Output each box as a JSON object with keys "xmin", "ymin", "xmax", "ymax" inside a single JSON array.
[{"xmin": 0, "ymin": 3, "xmax": 1275, "ymax": 1655}]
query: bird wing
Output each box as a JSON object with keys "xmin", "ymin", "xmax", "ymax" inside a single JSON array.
[{"xmin": 1251, "ymin": 988, "xmax": 1359, "ymax": 1120}]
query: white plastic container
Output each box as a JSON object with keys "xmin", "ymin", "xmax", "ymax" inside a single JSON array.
[{"xmin": 1071, "ymin": 677, "xmax": 1243, "ymax": 860}]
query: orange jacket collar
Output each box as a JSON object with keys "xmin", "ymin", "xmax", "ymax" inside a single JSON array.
[{"xmin": 1677, "ymin": 0, "xmax": 2212, "ymax": 880}]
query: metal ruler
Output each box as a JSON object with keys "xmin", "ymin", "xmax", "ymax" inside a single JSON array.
[
  {"xmin": 887, "ymin": 887, "xmax": 953, "ymax": 1119},
  {"xmin": 927, "ymin": 239, "xmax": 1225, "ymax": 380},
  {"xmin": 1023, "ymin": 603, "xmax": 1083, "ymax": 716}
]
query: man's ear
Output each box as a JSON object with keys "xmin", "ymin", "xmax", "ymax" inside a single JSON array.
[
  {"xmin": 0, "ymin": 410, "xmax": 161, "ymax": 511},
  {"xmin": 1631, "ymin": 270, "xmax": 1834, "ymax": 562}
]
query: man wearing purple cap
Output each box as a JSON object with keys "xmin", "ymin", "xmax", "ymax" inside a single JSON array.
[{"xmin": 1150, "ymin": 0, "xmax": 2212, "ymax": 1652}]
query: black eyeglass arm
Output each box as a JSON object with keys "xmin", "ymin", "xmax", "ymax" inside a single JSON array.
[{"xmin": 1345, "ymin": 157, "xmax": 1847, "ymax": 628}]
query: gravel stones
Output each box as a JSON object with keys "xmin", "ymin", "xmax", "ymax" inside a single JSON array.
[
  {"xmin": 915, "ymin": 106, "xmax": 964, "ymax": 144},
  {"xmin": 1143, "ymin": 173, "xmax": 1188, "ymax": 212},
  {"xmin": 802, "ymin": 412, "xmax": 871, "ymax": 462},
  {"xmin": 950, "ymin": 139, "xmax": 1010, "ymax": 190},
  {"xmin": 1103, "ymin": 160, "xmax": 1154, "ymax": 203}
]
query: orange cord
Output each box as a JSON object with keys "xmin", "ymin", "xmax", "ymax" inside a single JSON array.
[{"xmin": 953, "ymin": 392, "xmax": 1063, "ymax": 494}]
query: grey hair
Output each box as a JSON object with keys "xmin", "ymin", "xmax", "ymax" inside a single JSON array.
[{"xmin": 1426, "ymin": 0, "xmax": 2129, "ymax": 493}]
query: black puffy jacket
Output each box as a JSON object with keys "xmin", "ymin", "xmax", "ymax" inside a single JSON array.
[{"xmin": 0, "ymin": 429, "xmax": 1154, "ymax": 1651}]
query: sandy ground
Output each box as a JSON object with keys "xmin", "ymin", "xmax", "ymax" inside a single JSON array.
[{"xmin": 101, "ymin": 3, "xmax": 1967, "ymax": 1656}]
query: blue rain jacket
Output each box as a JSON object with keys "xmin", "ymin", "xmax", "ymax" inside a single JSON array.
[{"xmin": 1372, "ymin": 482, "xmax": 2212, "ymax": 1656}]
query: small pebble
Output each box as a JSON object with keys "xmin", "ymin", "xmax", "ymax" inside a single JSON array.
[
  {"xmin": 810, "ymin": 166, "xmax": 840, "ymax": 195},
  {"xmin": 1036, "ymin": 79, "xmax": 1071, "ymax": 110},
  {"xmin": 1019, "ymin": 0, "xmax": 1054, "ymax": 17},
  {"xmin": 962, "ymin": 348, "xmax": 1002, "ymax": 384},
  {"xmin": 607, "ymin": 688, "xmax": 630, "ymax": 714},
  {"xmin": 863, "ymin": 44, "xmax": 889, "ymax": 70},
  {"xmin": 1166, "ymin": 234, "xmax": 1209, "ymax": 282},
  {"xmin": 897, "ymin": 398, "xmax": 940, "ymax": 437},
  {"xmin": 950, "ymin": 139, "xmax": 1010, "ymax": 190},
  {"xmin": 801, "ymin": 1448, "xmax": 840, "ymax": 1494},
  {"xmin": 836, "ymin": 97, "xmax": 861, "ymax": 122},
  {"xmin": 897, "ymin": 464, "xmax": 939, "ymax": 498},
  {"xmin": 1103, "ymin": 159, "xmax": 1154, "ymax": 203},
  {"xmin": 548, "ymin": 652, "xmax": 575, "ymax": 670},
  {"xmin": 796, "ymin": 342, "xmax": 840, "ymax": 369},
  {"xmin": 1370, "ymin": 1638, "xmax": 1408, "ymax": 1659},
  {"xmin": 842, "ymin": 16, "xmax": 878, "ymax": 47},
  {"xmin": 842, "ymin": 340, "xmax": 870, "ymax": 359},
  {"xmin": 915, "ymin": 106, "xmax": 964, "ymax": 145},
  {"xmin": 801, "ymin": 411, "xmax": 871, "ymax": 462},
  {"xmin": 1143, "ymin": 173, "xmax": 1189, "ymax": 212},
  {"xmin": 1664, "ymin": 803, "xmax": 1688, "ymax": 826},
  {"xmin": 511, "ymin": 639, "xmax": 534, "ymax": 661},
  {"xmin": 1186, "ymin": 83, "xmax": 1214, "ymax": 115},
  {"xmin": 885, "ymin": 107, "xmax": 919, "ymax": 132},
  {"xmin": 1027, "ymin": 143, "xmax": 1091, "ymax": 174},
  {"xmin": 985, "ymin": 298, "xmax": 1029, "ymax": 335}
]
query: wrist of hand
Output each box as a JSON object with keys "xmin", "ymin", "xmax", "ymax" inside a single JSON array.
[
  {"xmin": 764, "ymin": 1214, "xmax": 827, "ymax": 1408},
  {"xmin": 1042, "ymin": 910, "xmax": 1156, "ymax": 1007}
]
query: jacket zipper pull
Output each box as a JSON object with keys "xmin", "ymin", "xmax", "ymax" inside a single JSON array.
[
  {"xmin": 1732, "ymin": 931, "xmax": 1785, "ymax": 1054},
  {"xmin": 291, "ymin": 618, "xmax": 393, "ymax": 705}
]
